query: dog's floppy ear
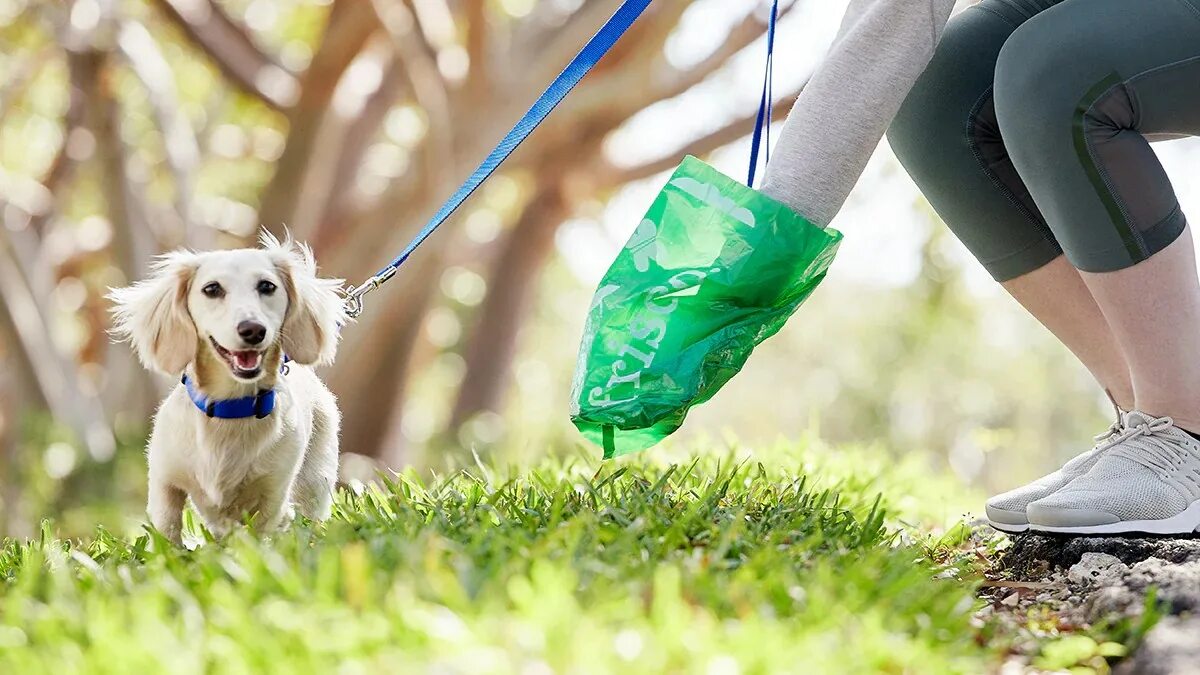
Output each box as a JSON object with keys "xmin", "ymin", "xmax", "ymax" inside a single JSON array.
[
  {"xmin": 108, "ymin": 250, "xmax": 201, "ymax": 376},
  {"xmin": 263, "ymin": 231, "xmax": 346, "ymax": 366}
]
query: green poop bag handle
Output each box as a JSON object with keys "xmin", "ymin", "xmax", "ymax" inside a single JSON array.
[{"xmin": 569, "ymin": 2, "xmax": 844, "ymax": 458}]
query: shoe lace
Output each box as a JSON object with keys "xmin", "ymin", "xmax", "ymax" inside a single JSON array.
[
  {"xmin": 1091, "ymin": 389, "xmax": 1126, "ymax": 446},
  {"xmin": 1093, "ymin": 419, "xmax": 1123, "ymax": 445},
  {"xmin": 1109, "ymin": 414, "xmax": 1195, "ymax": 475}
]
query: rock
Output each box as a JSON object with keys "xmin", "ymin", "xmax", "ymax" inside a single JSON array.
[
  {"xmin": 993, "ymin": 533, "xmax": 1200, "ymax": 670},
  {"xmin": 1067, "ymin": 552, "xmax": 1129, "ymax": 587},
  {"xmin": 1087, "ymin": 559, "xmax": 1200, "ymax": 621},
  {"xmin": 1000, "ymin": 534, "xmax": 1200, "ymax": 578},
  {"xmin": 1115, "ymin": 617, "xmax": 1200, "ymax": 675},
  {"xmin": 998, "ymin": 657, "xmax": 1029, "ymax": 675}
]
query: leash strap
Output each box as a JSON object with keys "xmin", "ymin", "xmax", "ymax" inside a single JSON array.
[
  {"xmin": 345, "ymin": 0, "xmax": 655, "ymax": 316},
  {"xmin": 346, "ymin": 0, "xmax": 783, "ymax": 314},
  {"xmin": 747, "ymin": 0, "xmax": 778, "ymax": 188}
]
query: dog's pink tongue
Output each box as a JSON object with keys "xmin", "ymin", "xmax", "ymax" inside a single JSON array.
[{"xmin": 233, "ymin": 351, "xmax": 261, "ymax": 370}]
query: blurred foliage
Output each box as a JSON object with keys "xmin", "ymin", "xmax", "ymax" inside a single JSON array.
[
  {"xmin": 1, "ymin": 414, "xmax": 147, "ymax": 540},
  {"xmin": 0, "ymin": 0, "xmax": 1110, "ymax": 538}
]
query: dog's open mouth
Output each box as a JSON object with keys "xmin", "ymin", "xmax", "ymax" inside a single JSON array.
[{"xmin": 209, "ymin": 336, "xmax": 265, "ymax": 379}]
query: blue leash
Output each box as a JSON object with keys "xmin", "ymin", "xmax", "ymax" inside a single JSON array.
[
  {"xmin": 344, "ymin": 0, "xmax": 780, "ymax": 315},
  {"xmin": 345, "ymin": 0, "xmax": 655, "ymax": 316},
  {"xmin": 747, "ymin": 0, "xmax": 778, "ymax": 188}
]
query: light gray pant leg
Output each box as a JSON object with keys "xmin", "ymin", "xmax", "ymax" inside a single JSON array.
[{"xmin": 761, "ymin": 0, "xmax": 955, "ymax": 226}]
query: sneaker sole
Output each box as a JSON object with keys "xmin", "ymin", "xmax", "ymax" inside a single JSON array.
[
  {"xmin": 985, "ymin": 504, "xmax": 1031, "ymax": 534},
  {"xmin": 986, "ymin": 520, "xmax": 1029, "ymax": 534},
  {"xmin": 1030, "ymin": 499, "xmax": 1200, "ymax": 536}
]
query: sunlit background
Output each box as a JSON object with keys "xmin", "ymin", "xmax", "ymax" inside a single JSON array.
[{"xmin": 2, "ymin": 0, "xmax": 1199, "ymax": 537}]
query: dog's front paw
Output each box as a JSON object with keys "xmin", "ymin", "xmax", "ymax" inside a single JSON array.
[
  {"xmin": 202, "ymin": 516, "xmax": 236, "ymax": 540},
  {"xmin": 276, "ymin": 503, "xmax": 298, "ymax": 531},
  {"xmin": 275, "ymin": 504, "xmax": 297, "ymax": 530},
  {"xmin": 152, "ymin": 524, "xmax": 184, "ymax": 547}
]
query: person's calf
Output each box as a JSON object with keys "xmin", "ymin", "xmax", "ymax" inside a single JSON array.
[
  {"xmin": 1082, "ymin": 231, "xmax": 1200, "ymax": 435},
  {"xmin": 1002, "ymin": 256, "xmax": 1135, "ymax": 410}
]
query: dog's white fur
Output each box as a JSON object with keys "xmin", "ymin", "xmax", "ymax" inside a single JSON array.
[{"xmin": 110, "ymin": 233, "xmax": 346, "ymax": 544}]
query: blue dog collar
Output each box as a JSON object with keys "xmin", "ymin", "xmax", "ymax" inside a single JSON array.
[{"xmin": 182, "ymin": 374, "xmax": 276, "ymax": 420}]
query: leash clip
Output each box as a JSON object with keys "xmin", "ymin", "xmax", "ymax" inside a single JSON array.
[{"xmin": 343, "ymin": 266, "xmax": 397, "ymax": 319}]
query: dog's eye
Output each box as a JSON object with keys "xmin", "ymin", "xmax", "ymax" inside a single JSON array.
[
  {"xmin": 257, "ymin": 280, "xmax": 277, "ymax": 296},
  {"xmin": 201, "ymin": 282, "xmax": 224, "ymax": 299}
]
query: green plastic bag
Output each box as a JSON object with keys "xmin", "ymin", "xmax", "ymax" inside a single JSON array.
[{"xmin": 569, "ymin": 156, "xmax": 843, "ymax": 458}]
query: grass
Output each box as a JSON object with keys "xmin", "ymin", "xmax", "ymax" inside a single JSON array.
[{"xmin": 0, "ymin": 438, "xmax": 1112, "ymax": 673}]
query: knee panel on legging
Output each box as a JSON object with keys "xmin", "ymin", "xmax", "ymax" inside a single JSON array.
[
  {"xmin": 888, "ymin": 1, "xmax": 1063, "ymax": 281},
  {"xmin": 994, "ymin": 0, "xmax": 1200, "ymax": 273}
]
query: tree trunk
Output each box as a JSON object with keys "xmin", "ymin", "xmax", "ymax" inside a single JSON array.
[
  {"xmin": 0, "ymin": 227, "xmax": 114, "ymax": 460},
  {"xmin": 316, "ymin": 56, "xmax": 407, "ymax": 232},
  {"xmin": 447, "ymin": 184, "xmax": 567, "ymax": 433},
  {"xmin": 258, "ymin": 0, "xmax": 378, "ymax": 237},
  {"xmin": 86, "ymin": 48, "xmax": 161, "ymax": 419},
  {"xmin": 330, "ymin": 249, "xmax": 442, "ymax": 464},
  {"xmin": 0, "ymin": 287, "xmax": 45, "ymax": 537}
]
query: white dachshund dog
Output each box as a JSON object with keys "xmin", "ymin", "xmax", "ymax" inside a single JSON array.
[{"xmin": 110, "ymin": 233, "xmax": 346, "ymax": 544}]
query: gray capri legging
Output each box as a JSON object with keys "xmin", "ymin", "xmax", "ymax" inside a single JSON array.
[{"xmin": 887, "ymin": 0, "xmax": 1200, "ymax": 281}]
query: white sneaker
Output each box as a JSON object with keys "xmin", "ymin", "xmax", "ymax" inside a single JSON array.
[
  {"xmin": 985, "ymin": 403, "xmax": 1125, "ymax": 534},
  {"xmin": 1027, "ymin": 411, "xmax": 1200, "ymax": 535}
]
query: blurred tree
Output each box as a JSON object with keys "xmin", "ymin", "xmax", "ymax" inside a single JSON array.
[
  {"xmin": 156, "ymin": 0, "xmax": 800, "ymax": 463},
  {"xmin": 0, "ymin": 0, "xmax": 796, "ymax": 468},
  {"xmin": 0, "ymin": 0, "xmax": 1118, "ymax": 535}
]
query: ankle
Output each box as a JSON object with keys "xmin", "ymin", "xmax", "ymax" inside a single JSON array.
[
  {"xmin": 1104, "ymin": 386, "xmax": 1135, "ymax": 412},
  {"xmin": 1130, "ymin": 407, "xmax": 1200, "ymax": 437}
]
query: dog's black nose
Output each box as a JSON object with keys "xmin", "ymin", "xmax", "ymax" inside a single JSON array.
[{"xmin": 237, "ymin": 320, "xmax": 266, "ymax": 346}]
